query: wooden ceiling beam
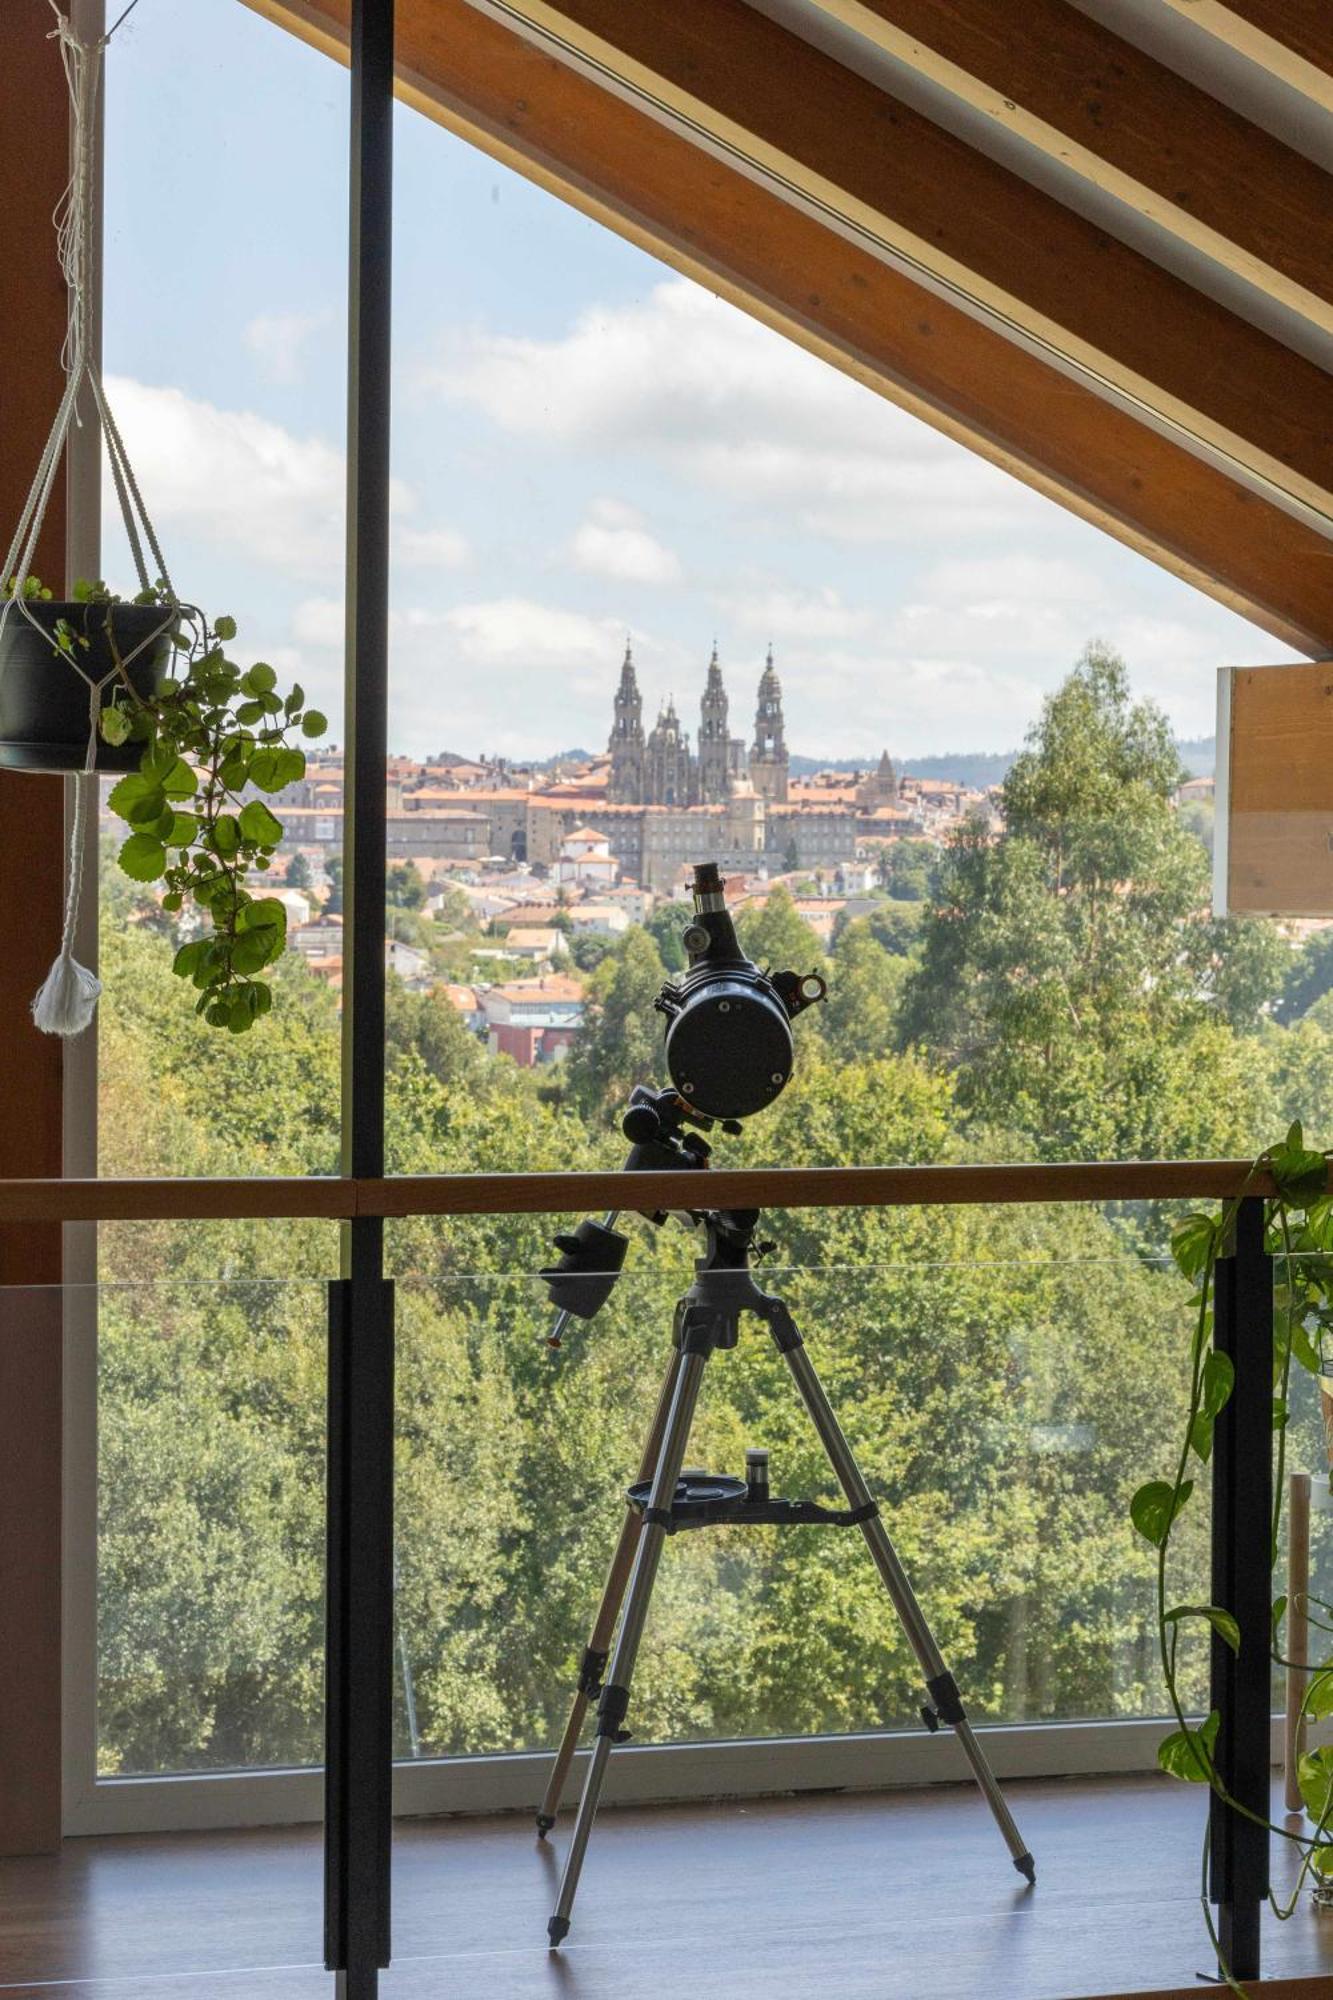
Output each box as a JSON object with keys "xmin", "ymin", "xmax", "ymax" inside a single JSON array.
[
  {"xmin": 453, "ymin": 0, "xmax": 1333, "ymax": 536},
  {"xmin": 1157, "ymin": 0, "xmax": 1333, "ymax": 116},
  {"xmin": 240, "ymin": 0, "xmax": 1333, "ymax": 654},
  {"xmin": 803, "ymin": 0, "xmax": 1333, "ymax": 335}
]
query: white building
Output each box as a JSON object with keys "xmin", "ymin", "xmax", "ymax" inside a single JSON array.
[{"xmin": 554, "ymin": 826, "xmax": 619, "ymax": 890}]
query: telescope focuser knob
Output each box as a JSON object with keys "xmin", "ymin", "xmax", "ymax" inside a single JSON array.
[
  {"xmin": 655, "ymin": 983, "xmax": 682, "ymax": 1019},
  {"xmin": 681, "ymin": 923, "xmax": 710, "ymax": 956},
  {"xmin": 622, "ymin": 1104, "xmax": 662, "ymax": 1144}
]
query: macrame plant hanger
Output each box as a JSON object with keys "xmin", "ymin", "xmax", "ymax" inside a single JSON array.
[{"xmin": 0, "ymin": 0, "xmax": 180, "ymax": 1036}]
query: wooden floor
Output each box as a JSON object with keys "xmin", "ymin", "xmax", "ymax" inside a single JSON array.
[{"xmin": 1, "ymin": 1776, "xmax": 1331, "ymax": 1998}]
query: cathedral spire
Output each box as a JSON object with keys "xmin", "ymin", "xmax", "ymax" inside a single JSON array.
[{"xmin": 750, "ymin": 645, "xmax": 789, "ymax": 804}]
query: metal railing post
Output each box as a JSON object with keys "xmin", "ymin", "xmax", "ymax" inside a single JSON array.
[
  {"xmin": 1209, "ymin": 1193, "xmax": 1273, "ymax": 1982},
  {"xmin": 324, "ymin": 0, "xmax": 395, "ymax": 1994}
]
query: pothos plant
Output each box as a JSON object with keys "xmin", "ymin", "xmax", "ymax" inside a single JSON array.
[
  {"xmin": 1141, "ymin": 1122, "xmax": 1333, "ymax": 1992},
  {"xmin": 26, "ymin": 577, "xmax": 326, "ymax": 1033}
]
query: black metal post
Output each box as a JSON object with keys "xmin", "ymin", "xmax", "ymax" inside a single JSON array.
[
  {"xmin": 1209, "ymin": 1194, "xmax": 1273, "ymax": 1982},
  {"xmin": 324, "ymin": 0, "xmax": 395, "ymax": 1994}
]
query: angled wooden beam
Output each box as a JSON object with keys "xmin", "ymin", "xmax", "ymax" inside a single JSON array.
[
  {"xmin": 241, "ymin": 0, "xmax": 1333, "ymax": 653},
  {"xmin": 804, "ymin": 0, "xmax": 1333, "ymax": 335},
  {"xmin": 454, "ymin": 0, "xmax": 1333, "ymax": 536},
  {"xmin": 1158, "ymin": 0, "xmax": 1333, "ymax": 115}
]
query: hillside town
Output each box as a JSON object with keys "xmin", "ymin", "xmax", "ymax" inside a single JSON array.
[{"xmin": 99, "ymin": 643, "xmax": 1216, "ymax": 1069}]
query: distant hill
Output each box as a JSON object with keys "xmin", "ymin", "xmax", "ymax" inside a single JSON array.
[{"xmin": 792, "ymin": 737, "xmax": 1216, "ymax": 787}]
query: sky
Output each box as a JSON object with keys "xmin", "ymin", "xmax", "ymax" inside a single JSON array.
[{"xmin": 96, "ymin": 0, "xmax": 1299, "ymax": 764}]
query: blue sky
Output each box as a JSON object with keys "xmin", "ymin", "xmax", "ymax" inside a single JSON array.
[{"xmin": 97, "ymin": 0, "xmax": 1297, "ymax": 763}]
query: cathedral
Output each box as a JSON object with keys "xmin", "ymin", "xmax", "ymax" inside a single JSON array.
[{"xmin": 606, "ymin": 643, "xmax": 791, "ymax": 806}]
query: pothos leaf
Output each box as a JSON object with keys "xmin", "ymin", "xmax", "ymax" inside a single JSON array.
[
  {"xmin": 1172, "ymin": 1213, "xmax": 1218, "ymax": 1284},
  {"xmin": 1164, "ymin": 1604, "xmax": 1240, "ymax": 1656},
  {"xmin": 1299, "ymin": 1746, "xmax": 1333, "ymax": 1826},
  {"xmin": 1131, "ymin": 1479, "xmax": 1193, "ymax": 1548},
  {"xmin": 1158, "ymin": 1709, "xmax": 1219, "ymax": 1782}
]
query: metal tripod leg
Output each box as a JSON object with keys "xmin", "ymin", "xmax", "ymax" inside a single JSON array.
[
  {"xmin": 775, "ymin": 1316, "xmax": 1036, "ymax": 1885},
  {"xmin": 548, "ymin": 1345, "xmax": 710, "ymax": 1946},
  {"xmin": 536, "ymin": 1346, "xmax": 686, "ymax": 1834}
]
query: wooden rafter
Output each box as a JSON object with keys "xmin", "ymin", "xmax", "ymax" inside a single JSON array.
[
  {"xmin": 450, "ymin": 0, "xmax": 1333, "ymax": 536},
  {"xmin": 804, "ymin": 0, "xmax": 1333, "ymax": 335},
  {"xmin": 1158, "ymin": 0, "xmax": 1333, "ymax": 115},
  {"xmin": 241, "ymin": 0, "xmax": 1333, "ymax": 653}
]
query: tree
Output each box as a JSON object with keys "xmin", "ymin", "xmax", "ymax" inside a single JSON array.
[
  {"xmin": 1277, "ymin": 927, "xmax": 1333, "ymax": 1024},
  {"xmin": 822, "ymin": 921, "xmax": 908, "ymax": 1063},
  {"xmin": 386, "ymin": 860, "xmax": 427, "ymax": 910},
  {"xmin": 879, "ymin": 839, "xmax": 938, "ymax": 902},
  {"xmin": 324, "ymin": 854, "xmax": 344, "ymax": 914},
  {"xmin": 735, "ymin": 885, "xmax": 823, "ymax": 973},
  {"xmin": 645, "ymin": 900, "xmax": 693, "ymax": 973},
  {"xmin": 563, "ymin": 927, "xmax": 669, "ymax": 1118},
  {"xmin": 286, "ymin": 850, "xmax": 313, "ymax": 892},
  {"xmin": 901, "ymin": 644, "xmax": 1283, "ymax": 1158}
]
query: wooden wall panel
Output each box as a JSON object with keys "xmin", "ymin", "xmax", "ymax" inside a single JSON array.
[
  {"xmin": 1218, "ymin": 661, "xmax": 1333, "ymax": 917},
  {"xmin": 0, "ymin": 0, "xmax": 72, "ymax": 1856}
]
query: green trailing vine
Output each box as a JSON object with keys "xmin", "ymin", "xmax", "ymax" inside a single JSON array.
[
  {"xmin": 5, "ymin": 577, "xmax": 325, "ymax": 1031},
  {"xmin": 1141, "ymin": 1123, "xmax": 1333, "ymax": 1991}
]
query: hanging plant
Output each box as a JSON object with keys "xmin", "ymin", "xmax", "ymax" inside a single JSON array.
[
  {"xmin": 4, "ymin": 577, "xmax": 327, "ymax": 1033},
  {"xmin": 1140, "ymin": 1124, "xmax": 1333, "ymax": 1992}
]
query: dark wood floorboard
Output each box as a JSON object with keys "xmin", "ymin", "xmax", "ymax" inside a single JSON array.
[{"xmin": 1, "ymin": 1776, "xmax": 1331, "ymax": 1997}]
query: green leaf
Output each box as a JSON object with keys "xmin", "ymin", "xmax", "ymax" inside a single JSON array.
[
  {"xmin": 1131, "ymin": 1478, "xmax": 1194, "ymax": 1548},
  {"xmin": 249, "ymin": 745, "xmax": 305, "ymax": 793},
  {"xmin": 167, "ymin": 812, "xmax": 197, "ymax": 847},
  {"xmin": 243, "ymin": 661, "xmax": 276, "ymax": 693},
  {"xmin": 1307, "ymin": 1671, "xmax": 1333, "ymax": 1721},
  {"xmin": 106, "ymin": 772, "xmax": 152, "ymax": 819},
  {"xmin": 284, "ymin": 684, "xmax": 305, "ymax": 716},
  {"xmin": 1270, "ymin": 1133, "xmax": 1329, "ymax": 1211},
  {"xmin": 125, "ymin": 786, "xmax": 167, "ymax": 831},
  {"xmin": 1273, "ymin": 1594, "xmax": 1288, "ymax": 1639},
  {"xmin": 237, "ymin": 799, "xmax": 282, "ymax": 847},
  {"xmin": 213, "ymin": 615, "xmax": 237, "ymax": 641},
  {"xmin": 1272, "ymin": 1397, "xmax": 1289, "ymax": 1431},
  {"xmin": 1165, "ymin": 1604, "xmax": 1240, "ymax": 1655},
  {"xmin": 98, "ymin": 705, "xmax": 130, "ymax": 746},
  {"xmin": 212, "ymin": 814, "xmax": 241, "ymax": 857},
  {"xmin": 235, "ymin": 699, "xmax": 266, "ymax": 726},
  {"xmin": 1157, "ymin": 1709, "xmax": 1219, "ymax": 1782},
  {"xmin": 1200, "ymin": 1350, "xmax": 1234, "ymax": 1420},
  {"xmin": 1172, "ymin": 1213, "xmax": 1218, "ymax": 1284},
  {"xmin": 1314, "ymin": 1846, "xmax": 1333, "ymax": 1880},
  {"xmin": 171, "ymin": 940, "xmax": 210, "ymax": 980},
  {"xmin": 160, "ymin": 758, "xmax": 198, "ymax": 799},
  {"xmin": 302, "ymin": 709, "xmax": 327, "ymax": 738},
  {"xmin": 118, "ymin": 833, "xmax": 166, "ymax": 882},
  {"xmin": 1299, "ymin": 1746, "xmax": 1333, "ymax": 1826},
  {"xmin": 1188, "ymin": 1412, "xmax": 1213, "ymax": 1463},
  {"xmin": 1292, "ymin": 1316, "xmax": 1321, "ymax": 1374}
]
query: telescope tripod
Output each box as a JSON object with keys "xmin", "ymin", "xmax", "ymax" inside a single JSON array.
[{"xmin": 537, "ymin": 1205, "xmax": 1035, "ymax": 1946}]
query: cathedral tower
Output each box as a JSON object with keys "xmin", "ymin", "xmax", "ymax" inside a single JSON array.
[
  {"xmin": 749, "ymin": 646, "xmax": 789, "ymax": 803},
  {"xmin": 697, "ymin": 644, "xmax": 731, "ymax": 805},
  {"xmin": 646, "ymin": 696, "xmax": 695, "ymax": 806},
  {"xmin": 607, "ymin": 640, "xmax": 645, "ymax": 804}
]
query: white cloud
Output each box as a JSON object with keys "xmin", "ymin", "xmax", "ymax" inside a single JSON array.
[
  {"xmin": 429, "ymin": 280, "xmax": 1049, "ymax": 544},
  {"xmin": 105, "ymin": 375, "xmax": 347, "ymax": 577},
  {"xmin": 722, "ymin": 584, "xmax": 872, "ymax": 644},
  {"xmin": 242, "ymin": 310, "xmax": 334, "ymax": 386},
  {"xmin": 570, "ymin": 500, "xmax": 681, "ymax": 584}
]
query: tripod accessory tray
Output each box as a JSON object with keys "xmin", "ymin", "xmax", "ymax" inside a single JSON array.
[{"xmin": 627, "ymin": 1469, "xmax": 877, "ymax": 1533}]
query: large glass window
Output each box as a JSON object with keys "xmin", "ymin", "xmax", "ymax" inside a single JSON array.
[{"xmin": 85, "ymin": 0, "xmax": 1316, "ymax": 1812}]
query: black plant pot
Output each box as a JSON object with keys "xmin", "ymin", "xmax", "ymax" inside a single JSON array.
[{"xmin": 0, "ymin": 600, "xmax": 174, "ymax": 773}]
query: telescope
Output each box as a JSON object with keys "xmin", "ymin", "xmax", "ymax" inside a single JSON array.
[{"xmin": 534, "ymin": 858, "xmax": 1035, "ymax": 1948}]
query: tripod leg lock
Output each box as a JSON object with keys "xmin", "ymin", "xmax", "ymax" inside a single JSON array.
[
  {"xmin": 596, "ymin": 1682, "xmax": 634, "ymax": 1743},
  {"xmin": 577, "ymin": 1645, "xmax": 609, "ymax": 1699},
  {"xmin": 924, "ymin": 1669, "xmax": 967, "ymax": 1729}
]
